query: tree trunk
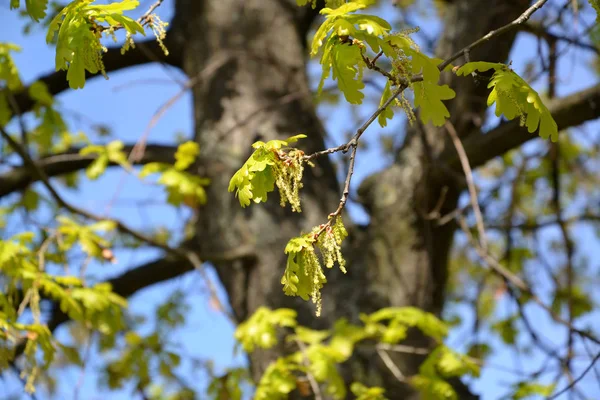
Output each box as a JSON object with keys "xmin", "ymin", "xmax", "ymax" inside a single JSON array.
[{"xmin": 173, "ymin": 0, "xmax": 528, "ymax": 397}]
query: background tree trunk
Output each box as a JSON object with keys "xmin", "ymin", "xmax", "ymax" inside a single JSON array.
[{"xmin": 174, "ymin": 0, "xmax": 528, "ymax": 398}]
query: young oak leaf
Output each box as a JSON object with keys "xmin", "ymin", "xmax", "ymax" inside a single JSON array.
[
  {"xmin": 254, "ymin": 358, "xmax": 299, "ymax": 400},
  {"xmin": 318, "ymin": 41, "xmax": 366, "ymax": 104},
  {"xmin": 140, "ymin": 162, "xmax": 209, "ymax": 207},
  {"xmin": 79, "ymin": 140, "xmax": 130, "ymax": 180},
  {"xmin": 456, "ymin": 62, "xmax": 558, "ymax": 141},
  {"xmin": 311, "ymin": 2, "xmax": 390, "ymax": 104},
  {"xmin": 413, "ymin": 81, "xmax": 456, "ymax": 127},
  {"xmin": 344, "ymin": 13, "xmax": 392, "ymax": 54},
  {"xmin": 350, "ymin": 383, "xmax": 388, "ymax": 400},
  {"xmin": 454, "ymin": 61, "xmax": 504, "ymax": 75},
  {"xmin": 252, "ymin": 133, "xmax": 306, "ymax": 150},
  {"xmin": 47, "ymin": 0, "xmax": 145, "ymax": 89},
  {"xmin": 407, "ymin": 48, "xmax": 441, "ymax": 83},
  {"xmin": 398, "ymin": 49, "xmax": 456, "ymax": 126},
  {"xmin": 377, "ymin": 81, "xmax": 394, "ymax": 127},
  {"xmin": 310, "ymin": 1, "xmax": 372, "ymax": 57},
  {"xmin": 10, "ymin": 0, "xmax": 49, "ymax": 22}
]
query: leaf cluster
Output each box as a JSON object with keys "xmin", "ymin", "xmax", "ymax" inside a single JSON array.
[
  {"xmin": 140, "ymin": 141, "xmax": 209, "ymax": 208},
  {"xmin": 234, "ymin": 306, "xmax": 478, "ymax": 400},
  {"xmin": 228, "ymin": 134, "xmax": 307, "ymax": 211},
  {"xmin": 56, "ymin": 215, "xmax": 117, "ymax": 260},
  {"xmin": 0, "ymin": 43, "xmax": 23, "ymax": 125},
  {"xmin": 79, "ymin": 140, "xmax": 130, "ymax": 180},
  {"xmin": 281, "ymin": 216, "xmax": 348, "ymax": 316},
  {"xmin": 45, "ymin": 0, "xmax": 145, "ymax": 89},
  {"xmin": 10, "ymin": 0, "xmax": 50, "ymax": 22},
  {"xmin": 207, "ymin": 367, "xmax": 250, "ymax": 400},
  {"xmin": 0, "ymin": 231, "xmax": 127, "ymax": 392},
  {"xmin": 456, "ymin": 62, "xmax": 558, "ymax": 141},
  {"xmin": 307, "ymin": 1, "xmax": 456, "ymax": 127},
  {"xmin": 30, "ymin": 82, "xmax": 90, "ymax": 154}
]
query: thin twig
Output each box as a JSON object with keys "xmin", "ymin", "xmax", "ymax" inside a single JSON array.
[
  {"xmin": 376, "ymin": 343, "xmax": 429, "ymax": 355},
  {"xmin": 439, "ymin": 0, "xmax": 550, "ymax": 70},
  {"xmin": 457, "ymin": 216, "xmax": 600, "ymax": 346},
  {"xmin": 6, "ymin": 91, "xmax": 29, "ymax": 150},
  {"xmin": 378, "ymin": 343, "xmax": 529, "ymax": 376},
  {"xmin": 520, "ymin": 22, "xmax": 599, "ymax": 54},
  {"xmin": 295, "ymin": 339, "xmax": 324, "ymax": 400},
  {"xmin": 303, "ymin": 84, "xmax": 407, "ymax": 237},
  {"xmin": 361, "ymin": 50, "xmax": 396, "ymax": 82},
  {"xmin": 548, "ymin": 351, "xmax": 600, "ymax": 399},
  {"xmin": 94, "ymin": 0, "xmax": 165, "ymax": 33},
  {"xmin": 445, "ymin": 120, "xmax": 488, "ymax": 251},
  {"xmin": 138, "ymin": 0, "xmax": 164, "ymax": 26},
  {"xmin": 547, "ymin": 37, "xmax": 577, "ymax": 387},
  {"xmin": 376, "ymin": 345, "xmax": 408, "ymax": 383},
  {"xmin": 73, "ymin": 331, "xmax": 94, "ymax": 400}
]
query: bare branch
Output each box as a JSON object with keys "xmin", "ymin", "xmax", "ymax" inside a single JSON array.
[
  {"xmin": 445, "ymin": 121, "xmax": 488, "ymax": 251},
  {"xmin": 486, "ymin": 214, "xmax": 600, "ymax": 231},
  {"xmin": 457, "ymin": 216, "xmax": 600, "ymax": 346},
  {"xmin": 520, "ymin": 21, "xmax": 600, "ymax": 54},
  {"xmin": 549, "ymin": 351, "xmax": 600, "ymax": 399},
  {"xmin": 0, "ymin": 143, "xmax": 178, "ymax": 199},
  {"xmin": 376, "ymin": 345, "xmax": 408, "ymax": 384},
  {"xmin": 438, "ymin": 0, "xmax": 550, "ymax": 70}
]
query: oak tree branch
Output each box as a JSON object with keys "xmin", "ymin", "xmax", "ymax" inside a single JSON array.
[{"xmin": 0, "ymin": 143, "xmax": 178, "ymax": 198}]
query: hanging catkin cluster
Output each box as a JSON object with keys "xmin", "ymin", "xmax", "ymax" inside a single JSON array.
[
  {"xmin": 273, "ymin": 149, "xmax": 305, "ymax": 212},
  {"xmin": 282, "ymin": 217, "xmax": 348, "ymax": 316}
]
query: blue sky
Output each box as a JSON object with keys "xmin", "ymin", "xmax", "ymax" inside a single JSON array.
[{"xmin": 1, "ymin": 1, "xmax": 600, "ymax": 399}]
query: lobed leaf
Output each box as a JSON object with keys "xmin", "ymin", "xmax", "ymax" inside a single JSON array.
[
  {"xmin": 413, "ymin": 80, "xmax": 456, "ymax": 127},
  {"xmin": 456, "ymin": 62, "xmax": 558, "ymax": 141}
]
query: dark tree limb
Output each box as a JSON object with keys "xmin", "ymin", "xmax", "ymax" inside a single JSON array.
[
  {"xmin": 9, "ymin": 34, "xmax": 182, "ymax": 116},
  {"xmin": 442, "ymin": 83, "xmax": 600, "ymax": 170},
  {"xmin": 0, "ymin": 143, "xmax": 178, "ymax": 198}
]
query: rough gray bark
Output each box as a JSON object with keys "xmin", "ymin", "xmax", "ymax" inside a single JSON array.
[{"xmin": 168, "ymin": 0, "xmax": 529, "ymax": 398}]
